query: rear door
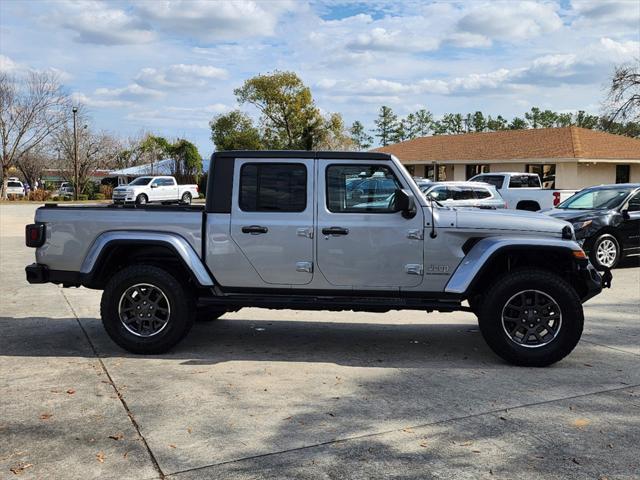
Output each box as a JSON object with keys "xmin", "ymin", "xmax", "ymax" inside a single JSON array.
[
  {"xmin": 230, "ymin": 159, "xmax": 314, "ymax": 285},
  {"xmin": 316, "ymin": 160, "xmax": 424, "ymax": 288},
  {"xmin": 620, "ymin": 191, "xmax": 640, "ymax": 252}
]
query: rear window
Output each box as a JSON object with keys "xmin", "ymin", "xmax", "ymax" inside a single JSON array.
[
  {"xmin": 240, "ymin": 163, "xmax": 307, "ymax": 212},
  {"xmin": 8, "ymin": 181, "xmax": 22, "ymax": 187}
]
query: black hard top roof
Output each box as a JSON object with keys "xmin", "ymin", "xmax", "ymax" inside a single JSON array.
[{"xmin": 212, "ymin": 150, "xmax": 392, "ymax": 161}]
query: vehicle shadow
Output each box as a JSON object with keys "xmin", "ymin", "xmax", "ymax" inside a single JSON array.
[{"xmin": 0, "ymin": 315, "xmax": 505, "ymax": 368}]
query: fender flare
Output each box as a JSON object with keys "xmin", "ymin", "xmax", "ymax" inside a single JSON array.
[
  {"xmin": 445, "ymin": 236, "xmax": 582, "ymax": 295},
  {"xmin": 80, "ymin": 231, "xmax": 214, "ymax": 286}
]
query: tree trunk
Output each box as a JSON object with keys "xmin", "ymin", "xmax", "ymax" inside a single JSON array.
[{"xmin": 1, "ymin": 165, "xmax": 9, "ymax": 200}]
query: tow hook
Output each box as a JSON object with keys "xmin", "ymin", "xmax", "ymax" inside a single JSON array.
[{"xmin": 598, "ymin": 267, "xmax": 613, "ymax": 289}]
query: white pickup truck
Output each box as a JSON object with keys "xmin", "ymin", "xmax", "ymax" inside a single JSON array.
[
  {"xmin": 469, "ymin": 172, "xmax": 576, "ymax": 211},
  {"xmin": 112, "ymin": 176, "xmax": 199, "ymax": 205}
]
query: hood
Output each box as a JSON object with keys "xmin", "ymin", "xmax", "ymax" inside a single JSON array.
[
  {"xmin": 541, "ymin": 208, "xmax": 611, "ymax": 223},
  {"xmin": 455, "ymin": 208, "xmax": 571, "ymax": 236}
]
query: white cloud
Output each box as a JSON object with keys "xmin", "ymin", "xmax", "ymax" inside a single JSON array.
[
  {"xmin": 135, "ymin": 64, "xmax": 228, "ymax": 89},
  {"xmin": 53, "ymin": 1, "xmax": 155, "ymax": 45},
  {"xmin": 456, "ymin": 1, "xmax": 562, "ymax": 45},
  {"xmin": 571, "ymin": 0, "xmax": 640, "ymax": 31},
  {"xmin": 134, "ymin": 0, "xmax": 297, "ymax": 42},
  {"xmin": 94, "ymin": 84, "xmax": 164, "ymax": 102},
  {"xmin": 0, "ymin": 55, "xmax": 20, "ymax": 73}
]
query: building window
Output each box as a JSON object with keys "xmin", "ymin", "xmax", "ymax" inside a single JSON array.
[
  {"xmin": 405, "ymin": 165, "xmax": 415, "ymax": 175},
  {"xmin": 526, "ymin": 164, "xmax": 556, "ymax": 188},
  {"xmin": 465, "ymin": 164, "xmax": 490, "ymax": 180},
  {"xmin": 616, "ymin": 164, "xmax": 630, "ymax": 184},
  {"xmin": 239, "ymin": 163, "xmax": 307, "ymax": 212}
]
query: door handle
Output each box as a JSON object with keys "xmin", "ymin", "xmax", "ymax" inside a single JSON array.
[
  {"xmin": 241, "ymin": 225, "xmax": 268, "ymax": 234},
  {"xmin": 322, "ymin": 226, "xmax": 349, "ymax": 236}
]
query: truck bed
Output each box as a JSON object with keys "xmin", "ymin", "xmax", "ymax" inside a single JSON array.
[{"xmin": 35, "ymin": 203, "xmax": 205, "ymax": 272}]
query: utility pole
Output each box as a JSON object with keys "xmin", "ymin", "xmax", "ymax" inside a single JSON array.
[{"xmin": 72, "ymin": 106, "xmax": 78, "ymax": 201}]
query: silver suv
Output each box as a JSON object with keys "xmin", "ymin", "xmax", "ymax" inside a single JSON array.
[{"xmin": 25, "ymin": 151, "xmax": 610, "ymax": 366}]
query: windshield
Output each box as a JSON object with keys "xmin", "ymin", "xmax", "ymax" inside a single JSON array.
[
  {"xmin": 558, "ymin": 187, "xmax": 633, "ymax": 210},
  {"xmin": 129, "ymin": 177, "xmax": 152, "ymax": 186}
]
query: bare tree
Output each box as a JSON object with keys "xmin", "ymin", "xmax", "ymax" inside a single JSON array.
[
  {"xmin": 16, "ymin": 144, "xmax": 50, "ymax": 189},
  {"xmin": 0, "ymin": 71, "xmax": 70, "ymax": 198},
  {"xmin": 605, "ymin": 61, "xmax": 640, "ymax": 123},
  {"xmin": 53, "ymin": 116, "xmax": 119, "ymax": 195}
]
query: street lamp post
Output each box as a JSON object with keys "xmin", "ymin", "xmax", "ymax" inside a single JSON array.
[{"xmin": 72, "ymin": 106, "xmax": 78, "ymax": 201}]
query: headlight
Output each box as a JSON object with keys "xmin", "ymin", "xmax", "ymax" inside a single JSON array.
[{"xmin": 572, "ymin": 220, "xmax": 592, "ymax": 230}]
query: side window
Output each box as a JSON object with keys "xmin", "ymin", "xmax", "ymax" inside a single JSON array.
[
  {"xmin": 164, "ymin": 178, "xmax": 176, "ymax": 186},
  {"xmin": 474, "ymin": 187, "xmax": 492, "ymax": 199},
  {"xmin": 627, "ymin": 192, "xmax": 640, "ymax": 212},
  {"xmin": 451, "ymin": 187, "xmax": 476, "ymax": 201},
  {"xmin": 509, "ymin": 176, "xmax": 525, "ymax": 188},
  {"xmin": 427, "ymin": 186, "xmax": 449, "ymax": 201},
  {"xmin": 239, "ymin": 163, "xmax": 307, "ymax": 212},
  {"xmin": 327, "ymin": 164, "xmax": 402, "ymax": 213},
  {"xmin": 151, "ymin": 179, "xmax": 160, "ymax": 187}
]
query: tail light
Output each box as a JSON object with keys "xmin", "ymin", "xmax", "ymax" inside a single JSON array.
[
  {"xmin": 553, "ymin": 191, "xmax": 561, "ymax": 206},
  {"xmin": 26, "ymin": 223, "xmax": 45, "ymax": 247},
  {"xmin": 196, "ymin": 185, "xmax": 199, "ymax": 192}
]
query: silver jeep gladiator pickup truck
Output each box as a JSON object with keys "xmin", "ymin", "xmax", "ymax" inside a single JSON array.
[{"xmin": 25, "ymin": 151, "xmax": 611, "ymax": 366}]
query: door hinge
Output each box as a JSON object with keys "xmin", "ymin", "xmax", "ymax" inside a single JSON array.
[
  {"xmin": 407, "ymin": 229, "xmax": 424, "ymax": 240},
  {"xmin": 296, "ymin": 227, "xmax": 314, "ymax": 239},
  {"xmin": 296, "ymin": 261, "xmax": 313, "ymax": 273},
  {"xmin": 405, "ymin": 264, "xmax": 424, "ymax": 275}
]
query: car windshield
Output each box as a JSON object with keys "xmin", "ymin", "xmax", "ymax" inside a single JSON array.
[
  {"xmin": 558, "ymin": 187, "xmax": 633, "ymax": 210},
  {"xmin": 129, "ymin": 177, "xmax": 152, "ymax": 186}
]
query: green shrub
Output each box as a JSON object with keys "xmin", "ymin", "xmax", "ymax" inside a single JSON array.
[
  {"xmin": 52, "ymin": 196, "xmax": 61, "ymax": 201},
  {"xmin": 78, "ymin": 194, "xmax": 89, "ymax": 201},
  {"xmin": 94, "ymin": 193, "xmax": 105, "ymax": 200},
  {"xmin": 62, "ymin": 196, "xmax": 71, "ymax": 201}
]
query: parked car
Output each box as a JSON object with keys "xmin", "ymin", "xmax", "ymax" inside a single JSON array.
[
  {"xmin": 469, "ymin": 172, "xmax": 576, "ymax": 211},
  {"xmin": 56, "ymin": 182, "xmax": 75, "ymax": 198},
  {"xmin": 345, "ymin": 173, "xmax": 399, "ymax": 204},
  {"xmin": 6, "ymin": 180, "xmax": 25, "ymax": 197},
  {"xmin": 541, "ymin": 183, "xmax": 640, "ymax": 269},
  {"xmin": 112, "ymin": 176, "xmax": 199, "ymax": 205},
  {"xmin": 422, "ymin": 182, "xmax": 506, "ymax": 209},
  {"xmin": 25, "ymin": 150, "xmax": 610, "ymax": 367}
]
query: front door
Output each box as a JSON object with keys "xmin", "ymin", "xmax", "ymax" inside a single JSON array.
[
  {"xmin": 149, "ymin": 178, "xmax": 163, "ymax": 201},
  {"xmin": 620, "ymin": 191, "xmax": 640, "ymax": 253},
  {"xmin": 316, "ymin": 160, "xmax": 425, "ymax": 289},
  {"xmin": 230, "ymin": 159, "xmax": 314, "ymax": 285}
]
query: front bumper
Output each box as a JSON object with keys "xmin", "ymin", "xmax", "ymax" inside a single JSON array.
[{"xmin": 579, "ymin": 262, "xmax": 612, "ymax": 302}]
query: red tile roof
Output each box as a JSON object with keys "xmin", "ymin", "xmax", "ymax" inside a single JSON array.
[{"xmin": 374, "ymin": 127, "xmax": 640, "ymax": 162}]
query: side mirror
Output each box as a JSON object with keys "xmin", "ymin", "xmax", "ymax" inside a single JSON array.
[
  {"xmin": 622, "ymin": 209, "xmax": 630, "ymax": 220},
  {"xmin": 394, "ymin": 189, "xmax": 416, "ymax": 218},
  {"xmin": 150, "ymin": 184, "xmax": 158, "ymax": 188}
]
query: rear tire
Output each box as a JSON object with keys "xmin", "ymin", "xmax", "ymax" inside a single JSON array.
[
  {"xmin": 478, "ymin": 269, "xmax": 583, "ymax": 367},
  {"xmin": 100, "ymin": 265, "xmax": 195, "ymax": 354},
  {"xmin": 181, "ymin": 192, "xmax": 192, "ymax": 205}
]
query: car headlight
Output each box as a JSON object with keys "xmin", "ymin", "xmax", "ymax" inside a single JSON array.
[{"xmin": 572, "ymin": 220, "xmax": 592, "ymax": 230}]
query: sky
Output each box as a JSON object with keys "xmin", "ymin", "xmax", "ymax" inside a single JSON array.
[{"xmin": 1, "ymin": 0, "xmax": 639, "ymax": 158}]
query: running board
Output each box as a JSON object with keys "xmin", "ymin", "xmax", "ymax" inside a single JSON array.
[{"xmin": 198, "ymin": 293, "xmax": 465, "ymax": 313}]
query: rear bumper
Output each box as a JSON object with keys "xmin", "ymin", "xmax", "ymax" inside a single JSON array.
[{"xmin": 25, "ymin": 263, "xmax": 81, "ymax": 287}]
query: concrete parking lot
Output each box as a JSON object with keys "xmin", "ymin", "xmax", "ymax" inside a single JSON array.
[{"xmin": 1, "ymin": 203, "xmax": 639, "ymax": 479}]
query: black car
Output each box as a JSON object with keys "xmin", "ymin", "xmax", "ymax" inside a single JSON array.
[{"xmin": 543, "ymin": 183, "xmax": 640, "ymax": 269}]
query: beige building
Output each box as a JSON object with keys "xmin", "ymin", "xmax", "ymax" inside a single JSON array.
[{"xmin": 375, "ymin": 127, "xmax": 640, "ymax": 189}]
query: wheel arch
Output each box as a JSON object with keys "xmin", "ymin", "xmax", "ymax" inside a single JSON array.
[
  {"xmin": 446, "ymin": 237, "xmax": 592, "ymax": 301},
  {"xmin": 516, "ymin": 200, "xmax": 541, "ymax": 211},
  {"xmin": 80, "ymin": 231, "xmax": 214, "ymax": 289}
]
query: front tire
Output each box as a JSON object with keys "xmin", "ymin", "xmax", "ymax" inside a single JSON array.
[
  {"xmin": 100, "ymin": 265, "xmax": 194, "ymax": 354},
  {"xmin": 478, "ymin": 269, "xmax": 583, "ymax": 367},
  {"xmin": 136, "ymin": 194, "xmax": 148, "ymax": 206},
  {"xmin": 590, "ymin": 234, "xmax": 620, "ymax": 269}
]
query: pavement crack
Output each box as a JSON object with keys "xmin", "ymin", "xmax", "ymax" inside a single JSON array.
[
  {"xmin": 61, "ymin": 290, "xmax": 165, "ymax": 480},
  {"xmin": 165, "ymin": 383, "xmax": 639, "ymax": 478}
]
